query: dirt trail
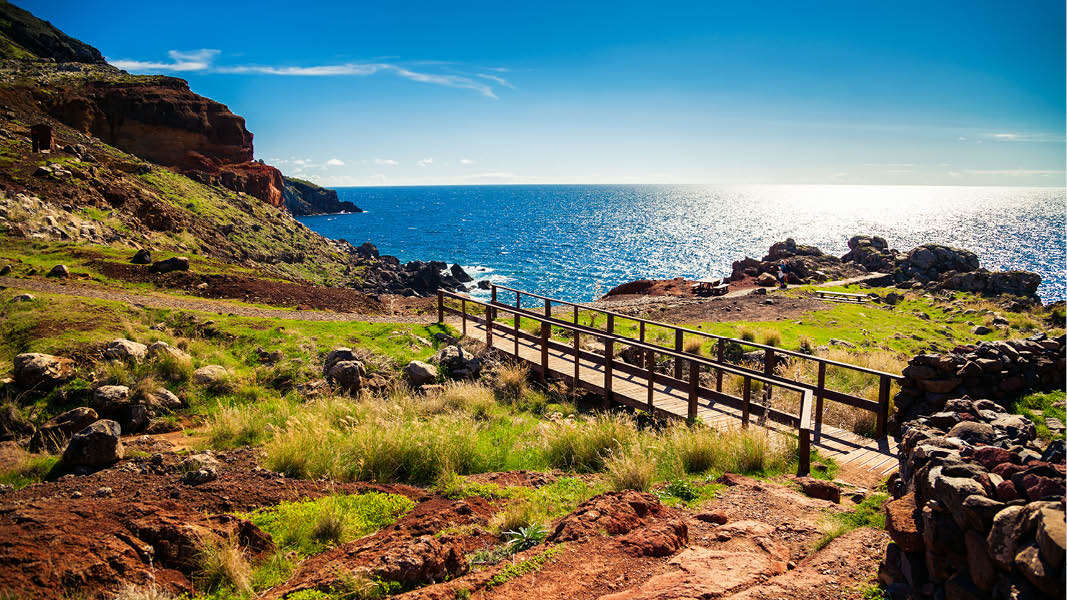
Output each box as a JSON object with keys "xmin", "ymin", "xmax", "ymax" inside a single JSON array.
[{"xmin": 0, "ymin": 276, "xmax": 434, "ymax": 323}]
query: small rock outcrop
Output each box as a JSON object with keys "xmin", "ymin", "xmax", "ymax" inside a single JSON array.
[
  {"xmin": 403, "ymin": 360, "xmax": 438, "ymax": 387},
  {"xmin": 130, "ymin": 249, "xmax": 152, "ymax": 264},
  {"xmin": 146, "ymin": 341, "xmax": 191, "ymax": 362},
  {"xmin": 433, "ymin": 345, "xmax": 481, "ymax": 379},
  {"xmin": 103, "ymin": 339, "xmax": 147, "ymax": 362},
  {"xmin": 192, "ymin": 365, "xmax": 231, "ymax": 390},
  {"xmin": 149, "ymin": 256, "xmax": 190, "ymax": 274},
  {"xmin": 61, "ymin": 419, "xmax": 124, "ymax": 467},
  {"xmin": 282, "ymin": 177, "xmax": 362, "ymax": 216},
  {"xmin": 13, "ymin": 353, "xmax": 74, "ymax": 389},
  {"xmin": 30, "ymin": 407, "xmax": 98, "ymax": 452}
]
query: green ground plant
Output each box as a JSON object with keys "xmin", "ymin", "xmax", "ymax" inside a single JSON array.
[
  {"xmin": 1010, "ymin": 390, "xmax": 1066, "ymax": 440},
  {"xmin": 814, "ymin": 493, "xmax": 888, "ymax": 551}
]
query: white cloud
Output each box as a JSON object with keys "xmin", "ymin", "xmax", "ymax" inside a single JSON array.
[
  {"xmin": 416, "ymin": 158, "xmax": 433, "ymax": 167},
  {"xmin": 325, "ymin": 158, "xmax": 345, "ymax": 167},
  {"xmin": 862, "ymin": 163, "xmax": 915, "ymax": 168},
  {"xmin": 460, "ymin": 158, "xmax": 475, "ymax": 165},
  {"xmin": 374, "ymin": 158, "xmax": 399, "ymax": 166},
  {"xmin": 963, "ymin": 169, "xmax": 1064, "ymax": 176},
  {"xmin": 109, "ymin": 50, "xmax": 506, "ymax": 98},
  {"xmin": 992, "ymin": 133, "xmax": 1017, "ymax": 139}
]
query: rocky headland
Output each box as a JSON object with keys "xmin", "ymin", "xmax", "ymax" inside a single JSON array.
[{"xmin": 283, "ymin": 176, "xmax": 362, "ymax": 216}]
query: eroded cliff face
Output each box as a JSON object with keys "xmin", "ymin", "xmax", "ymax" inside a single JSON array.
[
  {"xmin": 41, "ymin": 74, "xmax": 284, "ymax": 207},
  {"xmin": 283, "ymin": 177, "xmax": 362, "ymax": 215}
]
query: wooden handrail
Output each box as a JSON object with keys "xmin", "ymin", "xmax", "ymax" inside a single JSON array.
[
  {"xmin": 439, "ymin": 289, "xmax": 818, "ymax": 476},
  {"xmin": 491, "ymin": 284, "xmax": 902, "ymax": 380}
]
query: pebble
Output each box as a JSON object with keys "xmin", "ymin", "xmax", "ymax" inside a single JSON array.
[{"xmin": 94, "ymin": 487, "xmax": 112, "ymax": 498}]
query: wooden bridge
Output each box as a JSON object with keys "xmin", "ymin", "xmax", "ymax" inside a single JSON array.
[{"xmin": 437, "ymin": 286, "xmax": 903, "ymax": 477}]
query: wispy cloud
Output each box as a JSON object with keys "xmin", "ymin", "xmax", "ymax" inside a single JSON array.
[
  {"xmin": 108, "ymin": 49, "xmax": 508, "ymax": 98},
  {"xmin": 374, "ymin": 158, "xmax": 399, "ymax": 166},
  {"xmin": 325, "ymin": 158, "xmax": 345, "ymax": 167},
  {"xmin": 416, "ymin": 158, "xmax": 433, "ymax": 167},
  {"xmin": 862, "ymin": 163, "xmax": 915, "ymax": 168},
  {"xmin": 983, "ymin": 132, "xmax": 1064, "ymax": 143},
  {"xmin": 963, "ymin": 169, "xmax": 1064, "ymax": 176},
  {"xmin": 459, "ymin": 158, "xmax": 475, "ymax": 165}
]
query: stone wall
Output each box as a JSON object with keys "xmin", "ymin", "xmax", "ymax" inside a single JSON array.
[
  {"xmin": 879, "ymin": 334, "xmax": 1066, "ymax": 600},
  {"xmin": 890, "ymin": 334, "xmax": 1066, "ymax": 435}
]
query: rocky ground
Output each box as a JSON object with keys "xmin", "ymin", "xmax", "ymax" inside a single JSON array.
[{"xmin": 0, "ymin": 438, "xmax": 890, "ymax": 600}]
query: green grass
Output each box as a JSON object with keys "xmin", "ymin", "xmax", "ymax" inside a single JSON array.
[
  {"xmin": 813, "ymin": 492, "xmax": 888, "ymax": 551},
  {"xmin": 0, "ymin": 454, "xmax": 59, "ymax": 489},
  {"xmin": 484, "ymin": 545, "xmax": 564, "ymax": 590},
  {"xmin": 236, "ymin": 492, "xmax": 415, "ymax": 557},
  {"xmin": 1010, "ymin": 390, "xmax": 1066, "ymax": 441}
]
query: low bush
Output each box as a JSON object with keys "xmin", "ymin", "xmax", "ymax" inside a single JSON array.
[
  {"xmin": 544, "ymin": 413, "xmax": 637, "ymax": 472},
  {"xmin": 605, "ymin": 446, "xmax": 655, "ymax": 491},
  {"xmin": 194, "ymin": 534, "xmax": 252, "ymax": 595}
]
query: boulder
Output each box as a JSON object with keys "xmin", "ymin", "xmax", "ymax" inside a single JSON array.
[
  {"xmin": 30, "ymin": 406, "xmax": 98, "ymax": 452},
  {"xmin": 192, "ymin": 365, "xmax": 230, "ymax": 388},
  {"xmin": 130, "ymin": 249, "xmax": 152, "ymax": 264},
  {"xmin": 756, "ymin": 272, "xmax": 777, "ymax": 287},
  {"xmin": 450, "ymin": 264, "xmax": 473, "ymax": 283},
  {"xmin": 149, "ymin": 256, "xmax": 190, "ymax": 274},
  {"xmin": 327, "ymin": 360, "xmax": 366, "ymax": 392},
  {"xmin": 355, "ymin": 242, "xmax": 379, "ymax": 259},
  {"xmin": 1014, "ymin": 543, "xmax": 1057, "ymax": 596},
  {"xmin": 103, "ymin": 339, "xmax": 147, "ymax": 362},
  {"xmin": 795, "ymin": 476, "xmax": 840, "ymax": 503},
  {"xmin": 178, "ymin": 453, "xmax": 220, "ymax": 473},
  {"xmin": 323, "ymin": 347, "xmax": 357, "ymax": 374},
  {"xmin": 61, "ymin": 419, "xmax": 123, "ymax": 467},
  {"xmin": 143, "ymin": 388, "xmax": 183, "ymax": 412},
  {"xmin": 146, "ymin": 341, "xmax": 191, "ymax": 362},
  {"xmin": 46, "ymin": 264, "xmax": 69, "ymax": 278},
  {"xmin": 93, "ymin": 385, "xmax": 131, "ymax": 412},
  {"xmin": 12, "ymin": 293, "xmax": 34, "ymax": 302},
  {"xmin": 946, "ymin": 421, "xmax": 995, "ymax": 445},
  {"xmin": 0, "ymin": 264, "xmax": 10, "ymax": 276},
  {"xmin": 403, "ymin": 360, "xmax": 438, "ymax": 387},
  {"xmin": 1035, "ymin": 507, "xmax": 1065, "ymax": 569},
  {"xmin": 971, "ymin": 325, "xmax": 992, "ymax": 335},
  {"xmin": 885, "ymin": 493, "xmax": 924, "ymax": 552},
  {"xmin": 13, "ymin": 353, "xmax": 74, "ymax": 389},
  {"xmin": 433, "ymin": 345, "xmax": 481, "ymax": 379}
]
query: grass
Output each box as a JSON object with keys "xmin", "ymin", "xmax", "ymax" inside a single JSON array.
[
  {"xmin": 814, "ymin": 493, "xmax": 888, "ymax": 551},
  {"xmin": 194, "ymin": 535, "xmax": 252, "ymax": 596},
  {"xmin": 484, "ymin": 545, "xmax": 564, "ymax": 590},
  {"xmin": 237, "ymin": 492, "xmax": 415, "ymax": 557},
  {"xmin": 0, "ymin": 454, "xmax": 59, "ymax": 489},
  {"xmin": 1010, "ymin": 390, "xmax": 1066, "ymax": 441},
  {"xmin": 605, "ymin": 446, "xmax": 656, "ymax": 491}
]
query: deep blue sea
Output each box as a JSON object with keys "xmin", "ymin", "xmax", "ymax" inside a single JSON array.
[{"xmin": 296, "ymin": 185, "xmax": 1067, "ymax": 303}]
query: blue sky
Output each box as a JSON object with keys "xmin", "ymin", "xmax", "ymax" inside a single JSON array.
[{"xmin": 24, "ymin": 0, "xmax": 1066, "ymax": 187}]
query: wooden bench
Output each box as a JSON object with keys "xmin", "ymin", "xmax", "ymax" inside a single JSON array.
[
  {"xmin": 694, "ymin": 281, "xmax": 730, "ymax": 297},
  {"xmin": 813, "ymin": 290, "xmax": 869, "ymax": 303}
]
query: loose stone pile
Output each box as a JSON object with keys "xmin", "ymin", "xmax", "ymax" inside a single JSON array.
[{"xmin": 890, "ymin": 333, "xmax": 1066, "ymax": 434}]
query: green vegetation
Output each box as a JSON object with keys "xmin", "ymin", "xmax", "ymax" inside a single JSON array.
[
  {"xmin": 1010, "ymin": 390, "xmax": 1066, "ymax": 441},
  {"xmin": 814, "ymin": 493, "xmax": 889, "ymax": 551},
  {"xmin": 0, "ymin": 454, "xmax": 59, "ymax": 489},
  {"xmin": 484, "ymin": 545, "xmax": 564, "ymax": 590},
  {"xmin": 237, "ymin": 492, "xmax": 415, "ymax": 557}
]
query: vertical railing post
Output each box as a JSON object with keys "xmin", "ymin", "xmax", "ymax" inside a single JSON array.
[
  {"xmin": 716, "ymin": 340, "xmax": 725, "ymax": 392},
  {"xmin": 763, "ymin": 347, "xmax": 775, "ymax": 411},
  {"xmin": 639, "ymin": 321, "xmax": 646, "ymax": 344},
  {"xmin": 815, "ymin": 361, "xmax": 826, "ymax": 437},
  {"xmin": 437, "ymin": 291, "xmax": 444, "ymax": 323},
  {"xmin": 513, "ymin": 310, "xmax": 520, "ymax": 356},
  {"xmin": 797, "ymin": 427, "xmax": 811, "ymax": 476},
  {"xmin": 674, "ymin": 330, "xmax": 684, "ymax": 379},
  {"xmin": 461, "ymin": 298, "xmax": 467, "ymax": 336},
  {"xmin": 486, "ymin": 304, "xmax": 494, "ymax": 347},
  {"xmin": 646, "ymin": 349, "xmax": 655, "ymax": 411},
  {"xmin": 741, "ymin": 377, "xmax": 752, "ymax": 427},
  {"xmin": 606, "ymin": 313, "xmax": 614, "ymax": 335},
  {"xmin": 687, "ymin": 359, "xmax": 699, "ymax": 421},
  {"xmin": 603, "ymin": 337, "xmax": 614, "ymax": 409},
  {"xmin": 572, "ymin": 324, "xmax": 580, "ymax": 393},
  {"xmin": 877, "ymin": 374, "xmax": 891, "ymax": 437},
  {"xmin": 540, "ymin": 317, "xmax": 549, "ymax": 381}
]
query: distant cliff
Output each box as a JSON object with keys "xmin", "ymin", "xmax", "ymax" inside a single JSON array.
[
  {"xmin": 283, "ymin": 177, "xmax": 362, "ymax": 215},
  {"xmin": 0, "ymin": 1, "xmax": 106, "ymax": 63}
]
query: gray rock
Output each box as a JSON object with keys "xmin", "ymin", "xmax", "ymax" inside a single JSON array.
[
  {"xmin": 61, "ymin": 419, "xmax": 123, "ymax": 467},
  {"xmin": 964, "ymin": 530, "xmax": 996, "ymax": 591},
  {"xmin": 130, "ymin": 249, "xmax": 152, "ymax": 264},
  {"xmin": 935, "ymin": 474, "xmax": 987, "ymax": 528},
  {"xmin": 971, "ymin": 325, "xmax": 993, "ymax": 335},
  {"xmin": 1035, "ymin": 506, "xmax": 1065, "ymax": 569},
  {"xmin": 192, "ymin": 365, "xmax": 230, "ymax": 389},
  {"xmin": 327, "ymin": 360, "xmax": 366, "ymax": 392},
  {"xmin": 1014, "ymin": 542, "xmax": 1057, "ymax": 596},
  {"xmin": 947, "ymin": 421, "xmax": 996, "ymax": 445},
  {"xmin": 323, "ymin": 347, "xmax": 357, "ymax": 374},
  {"xmin": 403, "ymin": 360, "xmax": 438, "ymax": 387},
  {"xmin": 146, "ymin": 341, "xmax": 191, "ymax": 362},
  {"xmin": 13, "ymin": 353, "xmax": 74, "ymax": 389},
  {"xmin": 961, "ymin": 495, "xmax": 1005, "ymax": 531},
  {"xmin": 991, "ymin": 415, "xmax": 1036, "ymax": 442},
  {"xmin": 11, "ymin": 293, "xmax": 33, "ymax": 302},
  {"xmin": 178, "ymin": 453, "xmax": 220, "ymax": 473},
  {"xmin": 93, "ymin": 385, "xmax": 131, "ymax": 412},
  {"xmin": 103, "ymin": 339, "xmax": 147, "ymax": 362},
  {"xmin": 987, "ymin": 505, "xmax": 1029, "ymax": 570},
  {"xmin": 181, "ymin": 467, "xmax": 218, "ymax": 485},
  {"xmin": 30, "ymin": 406, "xmax": 98, "ymax": 452},
  {"xmin": 433, "ymin": 345, "xmax": 481, "ymax": 379},
  {"xmin": 144, "ymin": 388, "xmax": 182, "ymax": 412},
  {"xmin": 47, "ymin": 264, "xmax": 69, "ymax": 278}
]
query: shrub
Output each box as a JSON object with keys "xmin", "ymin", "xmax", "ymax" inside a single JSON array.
[
  {"xmin": 544, "ymin": 413, "xmax": 637, "ymax": 472},
  {"xmin": 194, "ymin": 534, "xmax": 252, "ymax": 595},
  {"xmin": 493, "ymin": 363, "xmax": 529, "ymax": 402},
  {"xmin": 760, "ymin": 329, "xmax": 781, "ymax": 347},
  {"xmin": 666, "ymin": 425, "xmax": 717, "ymax": 474},
  {"xmin": 797, "ymin": 336, "xmax": 815, "ymax": 355},
  {"xmin": 662, "ymin": 478, "xmax": 700, "ymax": 502},
  {"xmin": 605, "ymin": 447, "xmax": 655, "ymax": 492},
  {"xmin": 710, "ymin": 427, "xmax": 795, "ymax": 475},
  {"xmin": 683, "ymin": 338, "xmax": 703, "ymax": 355},
  {"xmin": 738, "ymin": 327, "xmax": 756, "ymax": 343},
  {"xmin": 151, "ymin": 353, "xmax": 193, "ymax": 384},
  {"xmin": 490, "ymin": 500, "xmax": 544, "ymax": 535}
]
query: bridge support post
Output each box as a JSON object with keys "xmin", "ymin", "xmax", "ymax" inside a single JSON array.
[
  {"xmin": 461, "ymin": 299, "xmax": 467, "ymax": 336},
  {"xmin": 437, "ymin": 291, "xmax": 444, "ymax": 323}
]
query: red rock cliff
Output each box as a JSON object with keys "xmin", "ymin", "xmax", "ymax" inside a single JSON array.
[{"xmin": 46, "ymin": 76, "xmax": 284, "ymax": 207}]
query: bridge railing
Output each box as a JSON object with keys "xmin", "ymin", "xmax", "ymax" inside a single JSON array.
[
  {"xmin": 438, "ymin": 289, "xmax": 815, "ymax": 476},
  {"xmin": 488, "ymin": 284, "xmax": 903, "ymax": 438}
]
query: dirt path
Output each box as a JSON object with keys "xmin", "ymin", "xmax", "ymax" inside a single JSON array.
[{"xmin": 0, "ymin": 276, "xmax": 435, "ymax": 323}]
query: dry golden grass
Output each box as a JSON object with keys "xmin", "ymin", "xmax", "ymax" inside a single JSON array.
[
  {"xmin": 194, "ymin": 534, "xmax": 252, "ymax": 595},
  {"xmin": 605, "ymin": 446, "xmax": 656, "ymax": 491}
]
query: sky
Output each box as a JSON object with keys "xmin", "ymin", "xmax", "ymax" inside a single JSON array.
[{"xmin": 23, "ymin": 0, "xmax": 1067, "ymax": 187}]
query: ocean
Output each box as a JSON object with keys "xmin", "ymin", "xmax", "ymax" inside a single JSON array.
[{"xmin": 296, "ymin": 185, "xmax": 1067, "ymax": 303}]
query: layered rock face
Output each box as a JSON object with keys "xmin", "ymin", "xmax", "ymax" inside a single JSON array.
[
  {"xmin": 46, "ymin": 77, "xmax": 285, "ymax": 207},
  {"xmin": 282, "ymin": 177, "xmax": 362, "ymax": 216},
  {"xmin": 0, "ymin": 1, "xmax": 106, "ymax": 63}
]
